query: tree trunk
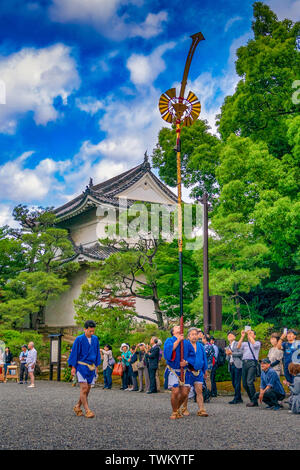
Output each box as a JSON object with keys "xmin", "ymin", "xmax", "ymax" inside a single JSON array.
[
  {"xmin": 35, "ymin": 306, "xmax": 45, "ymax": 330},
  {"xmin": 152, "ymin": 286, "xmax": 164, "ymax": 329}
]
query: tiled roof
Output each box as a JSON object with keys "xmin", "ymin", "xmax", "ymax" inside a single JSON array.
[
  {"xmin": 54, "ymin": 155, "xmax": 177, "ymax": 221},
  {"xmin": 65, "ymin": 242, "xmax": 118, "ymax": 262}
]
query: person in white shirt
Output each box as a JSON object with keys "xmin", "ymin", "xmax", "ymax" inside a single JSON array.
[
  {"xmin": 237, "ymin": 330, "xmax": 261, "ymax": 407},
  {"xmin": 26, "ymin": 342, "xmax": 37, "ymax": 388}
]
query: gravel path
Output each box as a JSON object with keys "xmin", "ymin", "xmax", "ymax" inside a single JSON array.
[{"xmin": 1, "ymin": 381, "xmax": 298, "ymax": 450}]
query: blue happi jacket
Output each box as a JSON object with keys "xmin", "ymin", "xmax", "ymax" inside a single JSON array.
[{"xmin": 68, "ymin": 334, "xmax": 101, "ymax": 381}]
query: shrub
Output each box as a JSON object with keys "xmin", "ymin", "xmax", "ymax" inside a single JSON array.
[
  {"xmin": 215, "ymin": 363, "xmax": 231, "ymax": 382},
  {"xmin": 62, "ymin": 367, "xmax": 72, "ymax": 382},
  {"xmin": 0, "ymin": 328, "xmax": 45, "ymax": 358}
]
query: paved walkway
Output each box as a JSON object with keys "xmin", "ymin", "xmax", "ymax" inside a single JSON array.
[{"xmin": 1, "ymin": 381, "xmax": 298, "ymax": 450}]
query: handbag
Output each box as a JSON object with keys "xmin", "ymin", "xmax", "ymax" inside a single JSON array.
[
  {"xmin": 112, "ymin": 362, "xmax": 123, "ymax": 377},
  {"xmin": 137, "ymin": 352, "xmax": 145, "ymax": 369},
  {"xmin": 108, "ymin": 356, "xmax": 115, "ymax": 368},
  {"xmin": 248, "ymin": 342, "xmax": 261, "ymax": 377},
  {"xmin": 131, "ymin": 361, "xmax": 139, "ymax": 372}
]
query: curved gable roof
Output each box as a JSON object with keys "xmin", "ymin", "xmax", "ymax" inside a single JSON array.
[{"xmin": 54, "ymin": 155, "xmax": 177, "ymax": 221}]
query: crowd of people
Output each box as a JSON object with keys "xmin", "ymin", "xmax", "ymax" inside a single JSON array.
[
  {"xmin": 1, "ymin": 321, "xmax": 299, "ymax": 419},
  {"xmin": 68, "ymin": 320, "xmax": 300, "ymax": 419},
  {"xmin": 117, "ymin": 339, "xmax": 162, "ymax": 393},
  {"xmin": 0, "ymin": 342, "xmax": 37, "ymax": 387}
]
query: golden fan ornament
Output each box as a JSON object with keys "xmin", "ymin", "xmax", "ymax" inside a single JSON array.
[{"xmin": 159, "ymin": 88, "xmax": 201, "ymax": 126}]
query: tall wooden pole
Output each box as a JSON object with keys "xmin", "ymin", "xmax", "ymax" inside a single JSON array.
[
  {"xmin": 176, "ymin": 120, "xmax": 184, "ymax": 381},
  {"xmin": 202, "ymin": 193, "xmax": 210, "ymax": 334},
  {"xmin": 176, "ymin": 34, "xmax": 205, "ymax": 380}
]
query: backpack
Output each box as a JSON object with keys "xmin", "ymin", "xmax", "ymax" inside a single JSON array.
[{"xmin": 217, "ymin": 347, "xmax": 226, "ymax": 367}]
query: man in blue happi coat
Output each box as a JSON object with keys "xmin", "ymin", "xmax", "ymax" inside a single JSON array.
[
  {"xmin": 68, "ymin": 320, "xmax": 101, "ymax": 418},
  {"xmin": 163, "ymin": 325, "xmax": 195, "ymax": 419},
  {"xmin": 182, "ymin": 327, "xmax": 209, "ymax": 417}
]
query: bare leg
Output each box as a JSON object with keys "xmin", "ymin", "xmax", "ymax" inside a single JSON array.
[
  {"xmin": 29, "ymin": 371, "xmax": 34, "ymax": 386},
  {"xmin": 195, "ymin": 383, "xmax": 208, "ymax": 416},
  {"xmin": 177, "ymin": 386, "xmax": 190, "ymax": 410},
  {"xmin": 194, "ymin": 383, "xmax": 204, "ymax": 411},
  {"xmin": 79, "ymin": 383, "xmax": 90, "ymax": 412},
  {"xmin": 171, "ymin": 387, "xmax": 181, "ymax": 412},
  {"xmin": 181, "ymin": 393, "xmax": 190, "ymax": 416}
]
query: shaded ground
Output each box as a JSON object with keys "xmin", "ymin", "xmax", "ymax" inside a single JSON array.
[{"xmin": 1, "ymin": 381, "xmax": 298, "ymax": 450}]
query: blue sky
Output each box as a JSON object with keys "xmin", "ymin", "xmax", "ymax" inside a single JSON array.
[{"xmin": 0, "ymin": 0, "xmax": 299, "ymax": 226}]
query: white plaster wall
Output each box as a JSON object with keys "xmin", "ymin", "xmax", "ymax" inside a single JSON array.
[
  {"xmin": 118, "ymin": 174, "xmax": 176, "ymax": 205},
  {"xmin": 44, "ymin": 268, "xmax": 157, "ymax": 327},
  {"xmin": 135, "ymin": 297, "xmax": 157, "ymax": 323},
  {"xmin": 44, "ymin": 267, "xmax": 89, "ymax": 327},
  {"xmin": 70, "ymin": 221, "xmax": 99, "ymax": 246}
]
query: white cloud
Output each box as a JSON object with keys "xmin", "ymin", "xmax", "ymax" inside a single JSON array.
[
  {"xmin": 62, "ymin": 144, "xmax": 128, "ymax": 196},
  {"xmin": 0, "ymin": 44, "xmax": 80, "ymax": 134},
  {"xmin": 93, "ymin": 159, "xmax": 127, "ymax": 182},
  {"xmin": 184, "ymin": 73, "xmax": 222, "ymax": 134},
  {"xmin": 63, "ymin": 85, "xmax": 164, "ymax": 193},
  {"xmin": 75, "ymin": 41, "xmax": 178, "ymax": 172},
  {"xmin": 0, "ymin": 204, "xmax": 18, "ymax": 227},
  {"xmin": 127, "ymin": 42, "xmax": 175, "ymax": 86},
  {"xmin": 129, "ymin": 11, "xmax": 168, "ymax": 39},
  {"xmin": 266, "ymin": 0, "xmax": 300, "ymax": 21},
  {"xmin": 224, "ymin": 16, "xmax": 243, "ymax": 33},
  {"xmin": 49, "ymin": 0, "xmax": 168, "ymax": 40},
  {"xmin": 91, "ymin": 50, "xmax": 119, "ymax": 73},
  {"xmin": 50, "ymin": 0, "xmax": 123, "ymax": 23},
  {"xmin": 0, "ymin": 151, "xmax": 65, "ymax": 202},
  {"xmin": 76, "ymin": 97, "xmax": 104, "ymax": 115}
]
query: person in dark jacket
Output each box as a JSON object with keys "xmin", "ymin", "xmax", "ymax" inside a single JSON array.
[
  {"xmin": 128, "ymin": 345, "xmax": 139, "ymax": 391},
  {"xmin": 145, "ymin": 337, "xmax": 160, "ymax": 394},
  {"xmin": 254, "ymin": 358, "xmax": 285, "ymax": 410},
  {"xmin": 4, "ymin": 347, "xmax": 13, "ymax": 378},
  {"xmin": 19, "ymin": 345, "xmax": 29, "ymax": 384}
]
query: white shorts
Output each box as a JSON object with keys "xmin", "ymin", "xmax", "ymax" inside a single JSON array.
[
  {"xmin": 168, "ymin": 370, "xmax": 180, "ymax": 389},
  {"xmin": 76, "ymin": 371, "xmax": 96, "ymax": 385},
  {"xmin": 167, "ymin": 370, "xmax": 191, "ymax": 389},
  {"xmin": 27, "ymin": 365, "xmax": 35, "ymax": 373}
]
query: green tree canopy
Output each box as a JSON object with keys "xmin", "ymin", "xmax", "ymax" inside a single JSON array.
[
  {"xmin": 151, "ymin": 2, "xmax": 300, "ymax": 329},
  {"xmin": 152, "ymin": 119, "xmax": 222, "ymax": 202},
  {"xmin": 217, "ymin": 2, "xmax": 300, "ymax": 158},
  {"xmin": 0, "ymin": 226, "xmax": 26, "ymax": 289},
  {"xmin": 0, "ymin": 206, "xmax": 78, "ymax": 329}
]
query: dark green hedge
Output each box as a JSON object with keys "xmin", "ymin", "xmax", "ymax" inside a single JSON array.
[{"xmin": 215, "ymin": 363, "xmax": 231, "ymax": 382}]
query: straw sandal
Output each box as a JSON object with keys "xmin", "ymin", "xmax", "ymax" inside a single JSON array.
[
  {"xmin": 85, "ymin": 409, "xmax": 95, "ymax": 418},
  {"xmin": 180, "ymin": 406, "xmax": 190, "ymax": 416},
  {"xmin": 73, "ymin": 405, "xmax": 83, "ymax": 416},
  {"xmin": 170, "ymin": 410, "xmax": 184, "ymax": 420},
  {"xmin": 197, "ymin": 409, "xmax": 209, "ymax": 417}
]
